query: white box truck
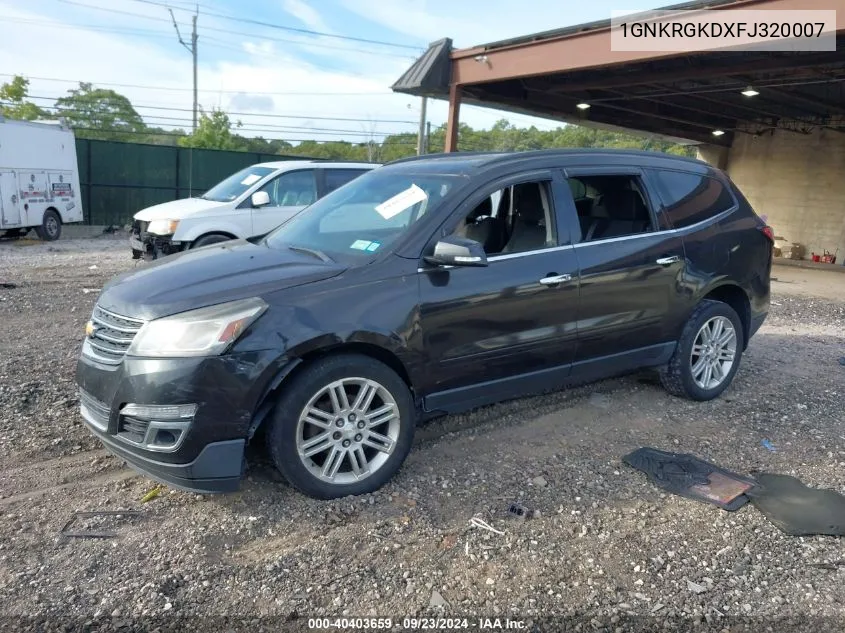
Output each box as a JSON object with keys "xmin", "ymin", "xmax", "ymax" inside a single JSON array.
[{"xmin": 0, "ymin": 118, "xmax": 83, "ymax": 240}]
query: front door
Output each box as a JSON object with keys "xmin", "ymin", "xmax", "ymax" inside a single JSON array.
[
  {"xmin": 0, "ymin": 172, "xmax": 21, "ymax": 226},
  {"xmin": 418, "ymin": 173, "xmax": 581, "ymax": 411},
  {"xmin": 250, "ymin": 169, "xmax": 316, "ymax": 236},
  {"xmin": 562, "ymin": 167, "xmax": 687, "ymax": 369}
]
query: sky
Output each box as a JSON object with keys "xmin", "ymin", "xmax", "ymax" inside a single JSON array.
[{"xmin": 0, "ymin": 0, "xmax": 660, "ymax": 145}]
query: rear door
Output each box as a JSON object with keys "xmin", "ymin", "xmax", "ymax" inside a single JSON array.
[
  {"xmin": 250, "ymin": 169, "xmax": 317, "ymax": 236},
  {"xmin": 563, "ymin": 165, "xmax": 686, "ymax": 373},
  {"xmin": 0, "ymin": 172, "xmax": 21, "ymax": 226}
]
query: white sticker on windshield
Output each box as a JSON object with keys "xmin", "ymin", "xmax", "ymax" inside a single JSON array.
[
  {"xmin": 350, "ymin": 239, "xmax": 372, "ymax": 251},
  {"xmin": 241, "ymin": 174, "xmax": 262, "ymax": 186},
  {"xmin": 374, "ymin": 184, "xmax": 427, "ymax": 220}
]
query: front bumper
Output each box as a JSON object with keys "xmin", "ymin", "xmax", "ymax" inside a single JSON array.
[
  {"xmin": 76, "ymin": 347, "xmax": 280, "ymax": 493},
  {"xmin": 130, "ymin": 222, "xmax": 184, "ymax": 261}
]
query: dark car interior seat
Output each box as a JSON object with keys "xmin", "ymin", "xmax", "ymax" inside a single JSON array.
[
  {"xmin": 501, "ymin": 183, "xmax": 551, "ymax": 254},
  {"xmin": 582, "ymin": 187, "xmax": 652, "ymax": 241},
  {"xmin": 462, "ymin": 197, "xmax": 505, "ymax": 254}
]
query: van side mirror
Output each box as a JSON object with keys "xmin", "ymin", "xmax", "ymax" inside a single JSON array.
[
  {"xmin": 423, "ymin": 235, "xmax": 488, "ymax": 268},
  {"xmin": 251, "ymin": 191, "xmax": 271, "ymax": 208}
]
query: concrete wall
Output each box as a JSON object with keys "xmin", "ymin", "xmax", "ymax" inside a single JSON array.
[{"xmin": 699, "ymin": 126, "xmax": 845, "ymax": 262}]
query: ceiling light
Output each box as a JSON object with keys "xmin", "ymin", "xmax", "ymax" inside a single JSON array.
[
  {"xmin": 741, "ymin": 86, "xmax": 759, "ymax": 97},
  {"xmin": 576, "ymin": 102, "xmax": 591, "ymax": 110},
  {"xmin": 712, "ymin": 129, "xmax": 726, "ymax": 137}
]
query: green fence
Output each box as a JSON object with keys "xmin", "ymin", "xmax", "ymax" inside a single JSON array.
[{"xmin": 76, "ymin": 139, "xmax": 314, "ymax": 226}]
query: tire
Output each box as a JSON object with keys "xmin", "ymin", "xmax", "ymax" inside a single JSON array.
[
  {"xmin": 34, "ymin": 209, "xmax": 62, "ymax": 241},
  {"xmin": 267, "ymin": 354, "xmax": 415, "ymax": 499},
  {"xmin": 659, "ymin": 299, "xmax": 745, "ymax": 401},
  {"xmin": 191, "ymin": 233, "xmax": 231, "ymax": 248}
]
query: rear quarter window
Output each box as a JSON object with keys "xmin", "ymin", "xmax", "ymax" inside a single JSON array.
[{"xmin": 652, "ymin": 170, "xmax": 736, "ymax": 229}]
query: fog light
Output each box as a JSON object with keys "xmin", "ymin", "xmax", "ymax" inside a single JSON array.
[{"xmin": 117, "ymin": 403, "xmax": 197, "ymax": 453}]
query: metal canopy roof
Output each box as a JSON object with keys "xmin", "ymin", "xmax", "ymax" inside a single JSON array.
[{"xmin": 392, "ymin": 0, "xmax": 845, "ymax": 147}]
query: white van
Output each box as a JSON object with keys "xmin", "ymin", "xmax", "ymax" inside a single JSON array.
[
  {"xmin": 131, "ymin": 160, "xmax": 378, "ymax": 259},
  {"xmin": 0, "ymin": 118, "xmax": 83, "ymax": 241}
]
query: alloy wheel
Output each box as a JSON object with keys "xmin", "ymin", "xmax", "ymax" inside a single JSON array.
[
  {"xmin": 295, "ymin": 377, "xmax": 400, "ymax": 485},
  {"xmin": 690, "ymin": 316, "xmax": 737, "ymax": 390}
]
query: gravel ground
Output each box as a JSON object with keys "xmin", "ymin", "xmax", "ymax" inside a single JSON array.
[{"xmin": 1, "ymin": 234, "xmax": 844, "ymax": 633}]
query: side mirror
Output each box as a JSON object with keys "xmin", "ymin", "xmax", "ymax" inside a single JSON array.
[
  {"xmin": 251, "ymin": 191, "xmax": 271, "ymax": 208},
  {"xmin": 423, "ymin": 235, "xmax": 488, "ymax": 268}
]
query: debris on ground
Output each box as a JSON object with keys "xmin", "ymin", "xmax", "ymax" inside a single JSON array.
[
  {"xmin": 531, "ymin": 475, "xmax": 548, "ymax": 487},
  {"xmin": 839, "ymin": 357, "xmax": 845, "ymax": 366},
  {"xmin": 81, "ymin": 288, "xmax": 101, "ymax": 294},
  {"xmin": 622, "ymin": 447, "xmax": 755, "ymax": 511},
  {"xmin": 140, "ymin": 485, "xmax": 164, "ymax": 503},
  {"xmin": 469, "ymin": 516, "xmax": 504, "ymax": 535},
  {"xmin": 761, "ymin": 439, "xmax": 778, "ymax": 452},
  {"xmin": 0, "ymin": 281, "xmax": 16, "ymax": 289},
  {"xmin": 59, "ymin": 510, "xmax": 143, "ymax": 539},
  {"xmin": 429, "ymin": 590, "xmax": 449, "ymax": 608},
  {"xmin": 746, "ymin": 473, "xmax": 845, "ymax": 536},
  {"xmin": 507, "ymin": 502, "xmax": 531, "ymax": 521}
]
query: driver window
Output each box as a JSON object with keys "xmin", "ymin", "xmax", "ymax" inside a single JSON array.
[
  {"xmin": 450, "ymin": 180, "xmax": 556, "ymax": 256},
  {"xmin": 256, "ymin": 170, "xmax": 317, "ymax": 207}
]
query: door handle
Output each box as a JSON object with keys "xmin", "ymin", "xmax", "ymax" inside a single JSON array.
[
  {"xmin": 539, "ymin": 273, "xmax": 572, "ymax": 286},
  {"xmin": 656, "ymin": 255, "xmax": 680, "ymax": 266}
]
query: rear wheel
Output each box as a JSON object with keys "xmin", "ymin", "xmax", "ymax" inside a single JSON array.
[
  {"xmin": 267, "ymin": 354, "xmax": 415, "ymax": 499},
  {"xmin": 191, "ymin": 233, "xmax": 231, "ymax": 248},
  {"xmin": 35, "ymin": 209, "xmax": 62, "ymax": 241},
  {"xmin": 659, "ymin": 300, "xmax": 744, "ymax": 401}
]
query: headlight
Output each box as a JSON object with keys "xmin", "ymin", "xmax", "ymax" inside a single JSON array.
[
  {"xmin": 127, "ymin": 297, "xmax": 267, "ymax": 357},
  {"xmin": 146, "ymin": 219, "xmax": 180, "ymax": 235}
]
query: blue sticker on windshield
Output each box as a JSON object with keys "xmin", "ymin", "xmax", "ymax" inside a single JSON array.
[
  {"xmin": 365, "ymin": 241, "xmax": 381, "ymax": 252},
  {"xmin": 350, "ymin": 240, "xmax": 372, "ymax": 251}
]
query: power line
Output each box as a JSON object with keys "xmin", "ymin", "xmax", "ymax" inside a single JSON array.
[
  {"xmin": 50, "ymin": 1, "xmax": 420, "ymax": 58},
  {"xmin": 126, "ymin": 0, "xmax": 422, "ymax": 50},
  {"xmin": 0, "ymin": 74, "xmax": 392, "ymax": 96}
]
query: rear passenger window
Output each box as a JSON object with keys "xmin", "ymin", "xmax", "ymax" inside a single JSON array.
[
  {"xmin": 324, "ymin": 169, "xmax": 368, "ymax": 194},
  {"xmin": 565, "ymin": 175, "xmax": 654, "ymax": 242},
  {"xmin": 652, "ymin": 170, "xmax": 736, "ymax": 229}
]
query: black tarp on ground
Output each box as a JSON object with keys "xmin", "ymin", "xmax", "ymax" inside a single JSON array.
[
  {"xmin": 746, "ymin": 473, "xmax": 845, "ymax": 536},
  {"xmin": 622, "ymin": 447, "xmax": 755, "ymax": 511}
]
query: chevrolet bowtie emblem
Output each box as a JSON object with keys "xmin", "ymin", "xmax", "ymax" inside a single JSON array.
[{"xmin": 85, "ymin": 321, "xmax": 97, "ymax": 337}]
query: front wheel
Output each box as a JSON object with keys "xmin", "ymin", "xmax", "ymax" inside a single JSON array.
[
  {"xmin": 659, "ymin": 300, "xmax": 744, "ymax": 401},
  {"xmin": 35, "ymin": 209, "xmax": 62, "ymax": 241},
  {"xmin": 267, "ymin": 354, "xmax": 415, "ymax": 499}
]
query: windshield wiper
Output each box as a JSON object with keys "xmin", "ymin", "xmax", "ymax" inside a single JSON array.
[{"xmin": 287, "ymin": 244, "xmax": 333, "ymax": 263}]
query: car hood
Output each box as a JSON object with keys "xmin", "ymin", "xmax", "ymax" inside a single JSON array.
[
  {"xmin": 134, "ymin": 197, "xmax": 230, "ymax": 222},
  {"xmin": 98, "ymin": 239, "xmax": 346, "ymax": 320}
]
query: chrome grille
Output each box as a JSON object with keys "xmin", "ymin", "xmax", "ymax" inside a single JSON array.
[
  {"xmin": 85, "ymin": 306, "xmax": 145, "ymax": 365},
  {"xmin": 79, "ymin": 388, "xmax": 111, "ymax": 431}
]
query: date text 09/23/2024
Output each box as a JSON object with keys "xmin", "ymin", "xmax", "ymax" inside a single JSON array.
[{"xmin": 307, "ymin": 618, "xmax": 527, "ymax": 629}]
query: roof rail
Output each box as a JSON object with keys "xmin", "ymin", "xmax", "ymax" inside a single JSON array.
[{"xmin": 386, "ymin": 151, "xmax": 497, "ymax": 166}]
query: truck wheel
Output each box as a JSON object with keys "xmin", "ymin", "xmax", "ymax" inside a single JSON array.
[
  {"xmin": 35, "ymin": 209, "xmax": 62, "ymax": 241},
  {"xmin": 266, "ymin": 354, "xmax": 416, "ymax": 499},
  {"xmin": 192, "ymin": 234, "xmax": 231, "ymax": 248},
  {"xmin": 659, "ymin": 299, "xmax": 744, "ymax": 401}
]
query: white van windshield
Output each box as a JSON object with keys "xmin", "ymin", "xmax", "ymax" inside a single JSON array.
[{"xmin": 200, "ymin": 166, "xmax": 275, "ymax": 202}]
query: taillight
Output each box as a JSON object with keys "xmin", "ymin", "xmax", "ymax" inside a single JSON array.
[{"xmin": 760, "ymin": 225, "xmax": 775, "ymax": 242}]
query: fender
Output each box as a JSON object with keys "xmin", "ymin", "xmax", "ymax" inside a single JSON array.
[{"xmin": 174, "ymin": 217, "xmax": 249, "ymax": 243}]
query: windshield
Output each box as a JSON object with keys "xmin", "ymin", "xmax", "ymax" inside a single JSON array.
[
  {"xmin": 200, "ymin": 166, "xmax": 275, "ymax": 202},
  {"xmin": 264, "ymin": 170, "xmax": 461, "ymax": 261}
]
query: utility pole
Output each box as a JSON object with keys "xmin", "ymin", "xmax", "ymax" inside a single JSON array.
[
  {"xmin": 416, "ymin": 96, "xmax": 428, "ymax": 156},
  {"xmin": 425, "ymin": 121, "xmax": 431, "ymax": 154},
  {"xmin": 169, "ymin": 7, "xmax": 199, "ymax": 133}
]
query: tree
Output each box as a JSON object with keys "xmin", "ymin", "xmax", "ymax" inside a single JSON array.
[
  {"xmin": 55, "ymin": 82, "xmax": 146, "ymax": 140},
  {"xmin": 0, "ymin": 75, "xmax": 49, "ymax": 121},
  {"xmin": 178, "ymin": 109, "xmax": 246, "ymax": 150}
]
